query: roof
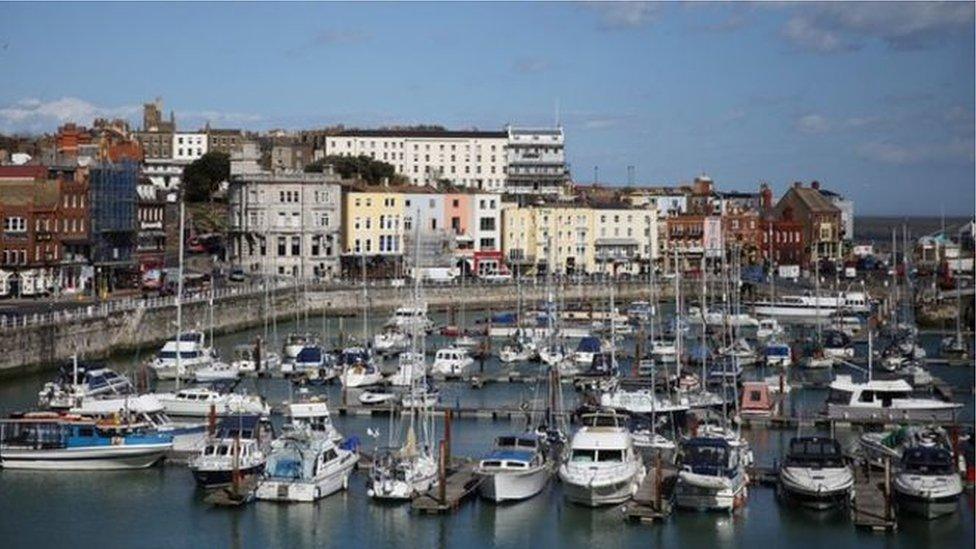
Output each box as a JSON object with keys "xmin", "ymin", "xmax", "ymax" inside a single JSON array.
[
  {"xmin": 571, "ymin": 428, "xmax": 630, "ymax": 449},
  {"xmin": 332, "ymin": 129, "xmax": 507, "ymax": 139},
  {"xmin": 0, "ymin": 165, "xmax": 47, "ymax": 180},
  {"xmin": 830, "ymin": 374, "xmax": 912, "ymax": 392},
  {"xmin": 789, "ymin": 186, "xmax": 841, "ymax": 214},
  {"xmin": 0, "ymin": 178, "xmax": 60, "ymax": 208}
]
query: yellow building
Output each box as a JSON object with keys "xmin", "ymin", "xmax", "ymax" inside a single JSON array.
[
  {"xmin": 342, "ymin": 190, "xmax": 406, "ymax": 257},
  {"xmin": 502, "ymin": 202, "xmax": 657, "ymax": 275}
]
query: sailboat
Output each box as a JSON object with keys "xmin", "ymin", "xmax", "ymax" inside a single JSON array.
[{"xmin": 339, "ymin": 255, "xmax": 383, "ymax": 388}]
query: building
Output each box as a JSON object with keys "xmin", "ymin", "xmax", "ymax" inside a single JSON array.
[
  {"xmin": 813, "ymin": 181, "xmax": 854, "ymax": 241},
  {"xmin": 271, "ymin": 141, "xmax": 314, "ymax": 172},
  {"xmin": 341, "ymin": 188, "xmax": 407, "ymax": 277},
  {"xmin": 55, "ymin": 123, "xmax": 93, "ymax": 156},
  {"xmin": 228, "ymin": 170, "xmax": 342, "ymax": 279},
  {"xmin": 172, "ymin": 132, "xmax": 208, "ymax": 162},
  {"xmin": 135, "ymin": 184, "xmax": 168, "ymax": 273},
  {"xmin": 324, "ymin": 129, "xmax": 509, "ymax": 191},
  {"xmin": 504, "ymin": 126, "xmax": 568, "ymax": 195},
  {"xmin": 757, "ymin": 183, "xmax": 803, "ymax": 266},
  {"xmin": 401, "ymin": 191, "xmax": 502, "ymax": 272},
  {"xmin": 206, "ymin": 127, "xmax": 244, "ymax": 156},
  {"xmin": 502, "ymin": 201, "xmax": 656, "ymax": 276},
  {"xmin": 89, "ymin": 162, "xmax": 139, "ymax": 293},
  {"xmin": 772, "ymin": 182, "xmax": 843, "ymax": 265}
]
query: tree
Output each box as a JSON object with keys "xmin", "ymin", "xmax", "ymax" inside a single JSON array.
[
  {"xmin": 305, "ymin": 155, "xmax": 404, "ymax": 185},
  {"xmin": 183, "ymin": 152, "xmax": 229, "ymax": 202}
]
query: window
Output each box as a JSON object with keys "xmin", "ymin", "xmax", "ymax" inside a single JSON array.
[
  {"xmin": 479, "ymin": 217, "xmax": 495, "ymax": 231},
  {"xmin": 291, "ymin": 236, "xmax": 300, "ymax": 256},
  {"xmin": 3, "ymin": 217, "xmax": 26, "ymax": 233},
  {"xmin": 277, "ymin": 237, "xmax": 286, "ymax": 256}
]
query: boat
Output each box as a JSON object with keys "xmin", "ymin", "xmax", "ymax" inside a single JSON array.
[
  {"xmin": 718, "ymin": 339, "xmax": 757, "ymax": 367},
  {"xmin": 386, "ymin": 305, "xmax": 433, "ymax": 333},
  {"xmin": 0, "ymin": 413, "xmax": 172, "ymax": 470},
  {"xmin": 367, "ymin": 429, "xmax": 439, "ymax": 501},
  {"xmin": 189, "ymin": 415, "xmax": 270, "ymax": 489},
  {"xmin": 749, "ymin": 292, "xmax": 870, "ymax": 319},
  {"xmin": 558, "ymin": 411, "xmax": 645, "ymax": 507},
  {"xmin": 674, "ymin": 437, "xmax": 748, "ymax": 512},
  {"xmin": 756, "ymin": 318, "xmax": 783, "ymax": 340},
  {"xmin": 373, "ymin": 326, "xmax": 410, "ymax": 355},
  {"xmin": 358, "ymin": 388, "xmax": 399, "ymax": 407},
  {"xmin": 148, "ymin": 331, "xmax": 216, "ymax": 380},
  {"xmin": 572, "ymin": 336, "xmax": 604, "ymax": 368},
  {"xmin": 649, "ymin": 340, "xmax": 678, "ymax": 364},
  {"xmin": 739, "ymin": 381, "xmax": 776, "ymax": 418},
  {"xmin": 401, "ymin": 386, "xmax": 440, "ymax": 409},
  {"xmin": 230, "ymin": 343, "xmax": 280, "ymax": 376},
  {"xmin": 284, "ymin": 345, "xmax": 336, "ymax": 381},
  {"xmin": 286, "ymin": 397, "xmax": 343, "ymax": 444},
  {"xmin": 337, "ymin": 347, "xmax": 383, "ymax": 388},
  {"xmin": 822, "ymin": 330, "xmax": 854, "ymax": 360},
  {"xmin": 777, "ymin": 436, "xmax": 853, "ymax": 510},
  {"xmin": 825, "ymin": 375, "xmax": 962, "ymax": 422},
  {"xmin": 600, "ymin": 388, "xmax": 689, "ymax": 416},
  {"xmin": 629, "ymin": 416, "xmax": 678, "ymax": 464},
  {"xmin": 431, "ymin": 346, "xmax": 474, "ymax": 378},
  {"xmin": 763, "ymin": 341, "xmax": 793, "ymax": 368},
  {"xmin": 155, "ymin": 387, "xmax": 269, "ymax": 418},
  {"xmin": 388, "ymin": 351, "xmax": 427, "ymax": 387},
  {"xmin": 690, "ymin": 306, "xmax": 759, "ymax": 328},
  {"xmin": 894, "ymin": 445, "xmax": 962, "ymax": 518},
  {"xmin": 68, "ymin": 394, "xmax": 207, "ymax": 453},
  {"xmin": 283, "ymin": 332, "xmax": 318, "ymax": 362},
  {"xmin": 475, "ymin": 434, "xmax": 550, "ymax": 502},
  {"xmin": 859, "ymin": 425, "xmax": 948, "ymax": 468},
  {"xmin": 37, "ymin": 360, "xmax": 135, "ymax": 410},
  {"xmin": 626, "ymin": 301, "xmax": 652, "ymax": 323},
  {"xmin": 538, "ymin": 343, "xmax": 569, "ymax": 367},
  {"xmin": 194, "ymin": 361, "xmax": 240, "ymax": 383},
  {"xmin": 255, "ymin": 427, "xmax": 358, "ymax": 502}
]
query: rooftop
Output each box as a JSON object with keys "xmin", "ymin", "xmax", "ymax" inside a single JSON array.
[{"xmin": 332, "ymin": 129, "xmax": 507, "ymax": 139}]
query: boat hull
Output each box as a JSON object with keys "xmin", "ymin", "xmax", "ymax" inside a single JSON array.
[
  {"xmin": 256, "ymin": 456, "xmax": 356, "ymax": 503},
  {"xmin": 674, "ymin": 473, "xmax": 746, "ymax": 512},
  {"xmin": 826, "ymin": 404, "xmax": 959, "ymax": 423},
  {"xmin": 191, "ymin": 463, "xmax": 265, "ymax": 489},
  {"xmin": 894, "ymin": 490, "xmax": 959, "ymax": 519},
  {"xmin": 0, "ymin": 444, "xmax": 171, "ymax": 470},
  {"xmin": 478, "ymin": 467, "xmax": 549, "ymax": 502}
]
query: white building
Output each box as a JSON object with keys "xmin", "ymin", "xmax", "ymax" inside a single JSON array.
[
  {"xmin": 324, "ymin": 129, "xmax": 508, "ymax": 191},
  {"xmin": 505, "ymin": 126, "xmax": 568, "ymax": 195},
  {"xmin": 228, "ymin": 170, "xmax": 342, "ymax": 279},
  {"xmin": 172, "ymin": 132, "xmax": 208, "ymax": 162}
]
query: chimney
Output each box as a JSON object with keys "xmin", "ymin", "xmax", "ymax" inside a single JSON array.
[
  {"xmin": 811, "ymin": 180, "xmax": 820, "ymax": 190},
  {"xmin": 793, "ymin": 181, "xmax": 802, "ymax": 189},
  {"xmin": 760, "ymin": 183, "xmax": 773, "ymax": 209}
]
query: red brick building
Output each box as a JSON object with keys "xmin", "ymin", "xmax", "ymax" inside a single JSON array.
[
  {"xmin": 772, "ymin": 182, "xmax": 843, "ymax": 265},
  {"xmin": 55, "ymin": 123, "xmax": 93, "ymax": 156}
]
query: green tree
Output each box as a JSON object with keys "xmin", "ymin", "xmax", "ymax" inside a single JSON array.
[
  {"xmin": 305, "ymin": 155, "xmax": 403, "ymax": 185},
  {"xmin": 183, "ymin": 152, "xmax": 229, "ymax": 202}
]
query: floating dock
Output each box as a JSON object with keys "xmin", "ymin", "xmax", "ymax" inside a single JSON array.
[
  {"xmin": 411, "ymin": 460, "xmax": 482, "ymax": 514},
  {"xmin": 624, "ymin": 462, "xmax": 677, "ymax": 523},
  {"xmin": 851, "ymin": 462, "xmax": 897, "ymax": 532}
]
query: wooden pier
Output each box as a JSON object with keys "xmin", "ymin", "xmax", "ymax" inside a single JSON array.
[
  {"xmin": 624, "ymin": 459, "xmax": 677, "ymax": 523},
  {"xmin": 411, "ymin": 460, "xmax": 482, "ymax": 514},
  {"xmin": 851, "ymin": 460, "xmax": 897, "ymax": 532}
]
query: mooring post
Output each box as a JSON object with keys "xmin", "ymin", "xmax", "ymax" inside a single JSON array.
[
  {"xmin": 207, "ymin": 404, "xmax": 216, "ymax": 436},
  {"xmin": 438, "ymin": 439, "xmax": 447, "ymax": 504},
  {"xmin": 444, "ymin": 408, "xmax": 452, "ymax": 467},
  {"xmin": 884, "ymin": 456, "xmax": 892, "ymax": 522},
  {"xmin": 654, "ymin": 451, "xmax": 662, "ymax": 510}
]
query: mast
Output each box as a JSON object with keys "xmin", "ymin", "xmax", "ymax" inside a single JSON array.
[
  {"xmin": 673, "ymin": 246, "xmax": 682, "ymax": 379},
  {"xmin": 361, "ymin": 253, "xmax": 368, "ymax": 345},
  {"xmin": 175, "ymin": 199, "xmax": 185, "ymax": 390}
]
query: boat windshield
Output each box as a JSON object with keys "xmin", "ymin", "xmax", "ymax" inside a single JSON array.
[
  {"xmin": 827, "ymin": 389, "xmax": 853, "ymax": 404},
  {"xmin": 158, "ymin": 351, "xmax": 202, "ymax": 360},
  {"xmin": 684, "ymin": 443, "xmax": 729, "ymax": 468},
  {"xmin": 786, "ymin": 438, "xmax": 844, "ymax": 467},
  {"xmin": 570, "ymin": 448, "xmax": 623, "ymax": 463},
  {"xmin": 902, "ymin": 448, "xmax": 954, "ymax": 475}
]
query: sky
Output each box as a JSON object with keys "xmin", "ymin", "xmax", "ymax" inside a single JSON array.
[{"xmin": 0, "ymin": 1, "xmax": 973, "ymax": 215}]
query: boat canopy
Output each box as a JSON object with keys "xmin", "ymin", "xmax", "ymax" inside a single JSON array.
[
  {"xmin": 786, "ymin": 436, "xmax": 844, "ymax": 467},
  {"xmin": 215, "ymin": 415, "xmax": 261, "ymax": 439},
  {"xmin": 577, "ymin": 337, "xmax": 601, "ymax": 353},
  {"xmin": 682, "ymin": 437, "xmax": 734, "ymax": 476},
  {"xmin": 482, "ymin": 449, "xmax": 535, "ymax": 464},
  {"xmin": 296, "ymin": 346, "xmax": 323, "ymax": 364},
  {"xmin": 902, "ymin": 446, "xmax": 954, "ymax": 474}
]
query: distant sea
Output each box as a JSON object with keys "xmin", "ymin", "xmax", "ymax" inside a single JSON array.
[{"xmin": 854, "ymin": 215, "xmax": 971, "ymax": 247}]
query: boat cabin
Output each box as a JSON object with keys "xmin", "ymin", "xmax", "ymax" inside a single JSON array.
[
  {"xmin": 740, "ymin": 382, "xmax": 775, "ymax": 417},
  {"xmin": 827, "ymin": 376, "xmax": 914, "ymax": 408},
  {"xmin": 479, "ymin": 435, "xmax": 542, "ymax": 470},
  {"xmin": 681, "ymin": 437, "xmax": 739, "ymax": 476},
  {"xmin": 784, "ymin": 436, "xmax": 845, "ymax": 468},
  {"xmin": 901, "ymin": 446, "xmax": 954, "ymax": 475}
]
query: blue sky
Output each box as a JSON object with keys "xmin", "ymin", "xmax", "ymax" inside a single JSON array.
[{"xmin": 0, "ymin": 2, "xmax": 973, "ymax": 215}]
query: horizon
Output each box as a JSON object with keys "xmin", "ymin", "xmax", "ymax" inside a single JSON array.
[{"xmin": 0, "ymin": 2, "xmax": 973, "ymax": 216}]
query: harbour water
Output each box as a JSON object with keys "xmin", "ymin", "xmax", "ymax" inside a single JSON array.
[{"xmin": 0, "ymin": 309, "xmax": 972, "ymax": 548}]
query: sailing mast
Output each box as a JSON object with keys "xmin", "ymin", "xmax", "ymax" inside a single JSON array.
[{"xmin": 175, "ymin": 199, "xmax": 185, "ymax": 390}]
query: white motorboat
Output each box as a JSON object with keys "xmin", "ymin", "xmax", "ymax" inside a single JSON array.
[
  {"xmin": 572, "ymin": 337, "xmax": 604, "ymax": 368},
  {"xmin": 286, "ymin": 397, "xmax": 343, "ymax": 444},
  {"xmin": 800, "ymin": 354, "xmax": 834, "ymax": 370},
  {"xmin": 255, "ymin": 427, "xmax": 358, "ymax": 502},
  {"xmin": 498, "ymin": 341, "xmax": 535, "ymax": 363},
  {"xmin": 386, "ymin": 305, "xmax": 433, "ymax": 333},
  {"xmin": 359, "ymin": 389, "xmax": 399, "ymax": 407},
  {"xmin": 599, "ymin": 388, "xmax": 690, "ymax": 416},
  {"xmin": 38, "ymin": 361, "xmax": 135, "ymax": 410},
  {"xmin": 374, "ymin": 327, "xmax": 410, "ymax": 355},
  {"xmin": 778, "ymin": 436, "xmax": 853, "ymax": 510},
  {"xmin": 454, "ymin": 334, "xmax": 481, "ymax": 349},
  {"xmin": 859, "ymin": 425, "xmax": 947, "ymax": 468},
  {"xmin": 558, "ymin": 412, "xmax": 645, "ymax": 507},
  {"xmin": 337, "ymin": 347, "xmax": 383, "ymax": 388},
  {"xmin": 149, "ymin": 331, "xmax": 216, "ymax": 380},
  {"xmin": 825, "ymin": 375, "xmax": 962, "ymax": 422},
  {"xmin": 690, "ymin": 306, "xmax": 759, "ymax": 328},
  {"xmin": 893, "ymin": 445, "xmax": 962, "ymax": 519},
  {"xmin": 756, "ymin": 318, "xmax": 783, "ymax": 341},
  {"xmin": 763, "ymin": 341, "xmax": 793, "ymax": 368},
  {"xmin": 749, "ymin": 292, "xmax": 870, "ymax": 319},
  {"xmin": 0, "ymin": 413, "xmax": 172, "ymax": 470},
  {"xmin": 431, "ymin": 346, "xmax": 474, "ymax": 378},
  {"xmin": 476, "ymin": 434, "xmax": 550, "ymax": 502},
  {"xmin": 155, "ymin": 388, "xmax": 269, "ymax": 418},
  {"xmin": 649, "ymin": 340, "xmax": 678, "ymax": 364},
  {"xmin": 194, "ymin": 361, "xmax": 240, "ymax": 383},
  {"xmin": 388, "ymin": 351, "xmax": 427, "ymax": 387},
  {"xmin": 674, "ymin": 437, "xmax": 748, "ymax": 512},
  {"xmin": 538, "ymin": 343, "xmax": 569, "ymax": 367},
  {"xmin": 283, "ymin": 332, "xmax": 318, "ymax": 362},
  {"xmin": 697, "ymin": 422, "xmax": 754, "ymax": 468},
  {"xmin": 189, "ymin": 415, "xmax": 270, "ymax": 488},
  {"xmin": 230, "ymin": 343, "xmax": 280, "ymax": 376}
]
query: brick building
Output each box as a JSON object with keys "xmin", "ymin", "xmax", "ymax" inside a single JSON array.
[{"xmin": 772, "ymin": 182, "xmax": 843, "ymax": 265}]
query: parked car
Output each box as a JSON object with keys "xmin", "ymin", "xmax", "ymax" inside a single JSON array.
[{"xmin": 228, "ymin": 268, "xmax": 246, "ymax": 282}]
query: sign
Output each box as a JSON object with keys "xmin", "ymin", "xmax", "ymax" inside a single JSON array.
[
  {"xmin": 703, "ymin": 217, "xmax": 723, "ymax": 257},
  {"xmin": 778, "ymin": 265, "xmax": 800, "ymax": 279}
]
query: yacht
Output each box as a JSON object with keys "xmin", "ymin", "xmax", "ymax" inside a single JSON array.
[
  {"xmin": 690, "ymin": 306, "xmax": 759, "ymax": 328},
  {"xmin": 558, "ymin": 412, "xmax": 645, "ymax": 507},
  {"xmin": 388, "ymin": 351, "xmax": 427, "ymax": 387},
  {"xmin": 189, "ymin": 415, "xmax": 270, "ymax": 488},
  {"xmin": 859, "ymin": 425, "xmax": 947, "ymax": 468},
  {"xmin": 367, "ymin": 431, "xmax": 439, "ymax": 501},
  {"xmin": 893, "ymin": 445, "xmax": 962, "ymax": 519},
  {"xmin": 283, "ymin": 332, "xmax": 318, "ymax": 363},
  {"xmin": 374, "ymin": 326, "xmax": 410, "ymax": 355},
  {"xmin": 230, "ymin": 343, "xmax": 280, "ymax": 376},
  {"xmin": 763, "ymin": 341, "xmax": 793, "ymax": 368},
  {"xmin": 822, "ymin": 330, "xmax": 854, "ymax": 359},
  {"xmin": 629, "ymin": 416, "xmax": 678, "ymax": 464},
  {"xmin": 498, "ymin": 337, "xmax": 536, "ymax": 363},
  {"xmin": 386, "ymin": 305, "xmax": 433, "ymax": 333},
  {"xmin": 649, "ymin": 340, "xmax": 678, "ymax": 365},
  {"xmin": 756, "ymin": 318, "xmax": 783, "ymax": 340},
  {"xmin": 38, "ymin": 361, "xmax": 135, "ymax": 410},
  {"xmin": 255, "ymin": 427, "xmax": 358, "ymax": 502},
  {"xmin": 155, "ymin": 387, "xmax": 269, "ymax": 418},
  {"xmin": 538, "ymin": 342, "xmax": 569, "ymax": 367},
  {"xmin": 284, "ymin": 345, "xmax": 335, "ymax": 381},
  {"xmin": 359, "ymin": 388, "xmax": 399, "ymax": 407},
  {"xmin": 476, "ymin": 434, "xmax": 550, "ymax": 502},
  {"xmin": 0, "ymin": 413, "xmax": 172, "ymax": 470},
  {"xmin": 337, "ymin": 347, "xmax": 383, "ymax": 388},
  {"xmin": 194, "ymin": 361, "xmax": 240, "ymax": 383},
  {"xmin": 68, "ymin": 394, "xmax": 207, "ymax": 453},
  {"xmin": 600, "ymin": 388, "xmax": 689, "ymax": 416},
  {"xmin": 149, "ymin": 331, "xmax": 216, "ymax": 380},
  {"xmin": 286, "ymin": 397, "xmax": 343, "ymax": 444},
  {"xmin": 825, "ymin": 375, "xmax": 962, "ymax": 422},
  {"xmin": 719, "ymin": 339, "xmax": 757, "ymax": 367},
  {"xmin": 431, "ymin": 346, "xmax": 474, "ymax": 378},
  {"xmin": 778, "ymin": 436, "xmax": 853, "ymax": 510},
  {"xmin": 749, "ymin": 292, "xmax": 870, "ymax": 319},
  {"xmin": 674, "ymin": 437, "xmax": 748, "ymax": 512},
  {"xmin": 401, "ymin": 385, "xmax": 441, "ymax": 409},
  {"xmin": 572, "ymin": 337, "xmax": 603, "ymax": 368}
]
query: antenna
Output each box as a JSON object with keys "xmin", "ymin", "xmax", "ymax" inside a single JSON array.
[{"xmin": 554, "ymin": 98, "xmax": 561, "ymax": 127}]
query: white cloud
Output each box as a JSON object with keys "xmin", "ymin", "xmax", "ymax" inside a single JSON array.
[
  {"xmin": 857, "ymin": 138, "xmax": 975, "ymax": 165},
  {"xmin": 586, "ymin": 2, "xmax": 660, "ymax": 29},
  {"xmin": 782, "ymin": 3, "xmax": 974, "ymax": 53},
  {"xmin": 795, "ymin": 113, "xmax": 830, "ymax": 134},
  {"xmin": 0, "ymin": 97, "xmax": 139, "ymax": 133}
]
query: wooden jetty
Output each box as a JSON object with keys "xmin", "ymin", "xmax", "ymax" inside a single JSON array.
[
  {"xmin": 624, "ymin": 458, "xmax": 677, "ymax": 523},
  {"xmin": 851, "ymin": 459, "xmax": 897, "ymax": 532},
  {"xmin": 411, "ymin": 460, "xmax": 482, "ymax": 514}
]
